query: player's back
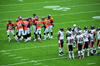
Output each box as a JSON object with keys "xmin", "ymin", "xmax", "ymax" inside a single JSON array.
[
  {"xmin": 77, "ymin": 35, "xmax": 83, "ymax": 43},
  {"xmin": 24, "ymin": 21, "xmax": 29, "ymax": 30},
  {"xmin": 88, "ymin": 34, "xmax": 94, "ymax": 42},
  {"xmin": 35, "ymin": 20, "xmax": 41, "ymax": 29},
  {"xmin": 67, "ymin": 37, "xmax": 74, "ymax": 45},
  {"xmin": 82, "ymin": 33, "xmax": 88, "ymax": 42},
  {"xmin": 17, "ymin": 21, "xmax": 24, "ymax": 29}
]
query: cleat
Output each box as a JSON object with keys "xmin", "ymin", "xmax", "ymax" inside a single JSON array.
[
  {"xmin": 39, "ymin": 40, "xmax": 41, "ymax": 42},
  {"xmin": 50, "ymin": 36, "xmax": 53, "ymax": 39},
  {"xmin": 97, "ymin": 53, "xmax": 100, "ymax": 55},
  {"xmin": 81, "ymin": 55, "xmax": 84, "ymax": 58},
  {"xmin": 59, "ymin": 53, "xmax": 63, "ymax": 56},
  {"xmin": 61, "ymin": 52, "xmax": 65, "ymax": 55},
  {"xmin": 90, "ymin": 53, "xmax": 94, "ymax": 56},
  {"xmin": 34, "ymin": 39, "xmax": 36, "ymax": 41},
  {"xmin": 9, "ymin": 39, "xmax": 11, "ymax": 42},
  {"xmin": 78, "ymin": 56, "xmax": 81, "ymax": 59},
  {"xmin": 68, "ymin": 58, "xmax": 71, "ymax": 60},
  {"xmin": 72, "ymin": 57, "xmax": 75, "ymax": 59}
]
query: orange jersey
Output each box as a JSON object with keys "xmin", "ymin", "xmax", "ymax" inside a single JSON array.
[
  {"xmin": 7, "ymin": 22, "xmax": 14, "ymax": 30},
  {"xmin": 15, "ymin": 20, "xmax": 24, "ymax": 29},
  {"xmin": 24, "ymin": 21, "xmax": 29, "ymax": 30},
  {"xmin": 29, "ymin": 20, "xmax": 32, "ymax": 26},
  {"xmin": 35, "ymin": 20, "xmax": 42, "ymax": 29},
  {"xmin": 15, "ymin": 22, "xmax": 18, "ymax": 29},
  {"xmin": 47, "ymin": 18, "xmax": 54, "ymax": 25},
  {"xmin": 43, "ymin": 20, "xmax": 48, "ymax": 28}
]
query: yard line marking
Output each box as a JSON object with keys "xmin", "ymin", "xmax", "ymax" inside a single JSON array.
[
  {"xmin": 14, "ymin": 57, "xmax": 23, "ymax": 59},
  {"xmin": 20, "ymin": 59, "xmax": 29, "ymax": 61},
  {"xmin": 87, "ymin": 63, "xmax": 96, "ymax": 65},
  {"xmin": 2, "ymin": 53, "xmax": 10, "ymax": 55},
  {"xmin": 34, "ymin": 63, "xmax": 42, "ymax": 65},
  {"xmin": 0, "ymin": 44, "xmax": 58, "ymax": 52},
  {"xmin": 8, "ymin": 54, "xmax": 16, "ymax": 57},
  {"xmin": 0, "ymin": 3, "xmax": 100, "ymax": 13},
  {"xmin": 18, "ymin": 0, "xmax": 23, "ymax": 2},
  {"xmin": 1, "ymin": 56, "xmax": 72, "ymax": 66},
  {"xmin": 0, "ymin": 0, "xmax": 71, "ymax": 6},
  {"xmin": 0, "ymin": 9, "xmax": 43, "ymax": 13},
  {"xmin": 0, "ymin": 10, "xmax": 99, "ymax": 22}
]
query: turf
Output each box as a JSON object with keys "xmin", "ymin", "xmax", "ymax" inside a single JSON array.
[{"xmin": 0, "ymin": 0, "xmax": 100, "ymax": 66}]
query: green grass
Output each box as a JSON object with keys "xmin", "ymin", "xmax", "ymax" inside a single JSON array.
[{"xmin": 0, "ymin": 0, "xmax": 100, "ymax": 66}]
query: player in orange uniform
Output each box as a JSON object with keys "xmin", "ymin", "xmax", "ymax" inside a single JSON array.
[
  {"xmin": 42, "ymin": 17, "xmax": 50, "ymax": 40},
  {"xmin": 47, "ymin": 15, "xmax": 54, "ymax": 39},
  {"xmin": 32, "ymin": 14, "xmax": 37, "ymax": 37},
  {"xmin": 15, "ymin": 17, "xmax": 24, "ymax": 43},
  {"xmin": 34, "ymin": 16, "xmax": 42, "ymax": 42},
  {"xmin": 23, "ymin": 18, "xmax": 30, "ymax": 42},
  {"xmin": 15, "ymin": 19, "xmax": 19, "ymax": 38},
  {"xmin": 6, "ymin": 19, "xmax": 18, "ymax": 42},
  {"xmin": 27, "ymin": 17, "xmax": 32, "ymax": 40}
]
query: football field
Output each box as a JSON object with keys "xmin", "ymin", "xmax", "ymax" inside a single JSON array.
[{"xmin": 0, "ymin": 0, "xmax": 100, "ymax": 66}]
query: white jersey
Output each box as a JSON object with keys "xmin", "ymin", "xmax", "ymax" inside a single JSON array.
[
  {"xmin": 84, "ymin": 30, "xmax": 88, "ymax": 37},
  {"xmin": 82, "ymin": 33, "xmax": 89, "ymax": 42},
  {"xmin": 67, "ymin": 37, "xmax": 74, "ymax": 45},
  {"xmin": 72, "ymin": 27, "xmax": 77, "ymax": 35},
  {"xmin": 97, "ymin": 31, "xmax": 100, "ymax": 40},
  {"xmin": 66, "ymin": 30, "xmax": 72, "ymax": 36},
  {"xmin": 90, "ymin": 29, "xmax": 96, "ymax": 37},
  {"xmin": 76, "ymin": 35, "xmax": 83, "ymax": 43},
  {"xmin": 58, "ymin": 31, "xmax": 64, "ymax": 40},
  {"xmin": 88, "ymin": 34, "xmax": 94, "ymax": 42},
  {"xmin": 77, "ymin": 30, "xmax": 83, "ymax": 34}
]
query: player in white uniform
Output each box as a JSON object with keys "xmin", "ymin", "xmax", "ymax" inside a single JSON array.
[
  {"xmin": 67, "ymin": 33, "xmax": 75, "ymax": 59},
  {"xmin": 84, "ymin": 26, "xmax": 88, "ymax": 36},
  {"xmin": 96, "ymin": 27, "xmax": 100, "ymax": 55},
  {"xmin": 32, "ymin": 14, "xmax": 36, "ymax": 37},
  {"xmin": 88, "ymin": 30, "xmax": 95, "ymax": 55},
  {"xmin": 82, "ymin": 33, "xmax": 89, "ymax": 57},
  {"xmin": 66, "ymin": 27, "xmax": 72, "ymax": 37},
  {"xmin": 58, "ymin": 27, "xmax": 65, "ymax": 56},
  {"xmin": 72, "ymin": 24, "xmax": 77, "ymax": 48},
  {"xmin": 90, "ymin": 25, "xmax": 96, "ymax": 43},
  {"xmin": 75, "ymin": 32, "xmax": 84, "ymax": 59},
  {"xmin": 77, "ymin": 27, "xmax": 83, "ymax": 34}
]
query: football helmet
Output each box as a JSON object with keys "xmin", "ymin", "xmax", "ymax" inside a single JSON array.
[
  {"xmin": 60, "ymin": 27, "xmax": 64, "ymax": 31},
  {"xmin": 42, "ymin": 17, "xmax": 45, "ymax": 20},
  {"xmin": 67, "ymin": 27, "xmax": 71, "ymax": 31},
  {"xmin": 90, "ymin": 25, "xmax": 95, "ymax": 29},
  {"xmin": 84, "ymin": 26, "xmax": 88, "ymax": 30},
  {"xmin": 96, "ymin": 27, "xmax": 100, "ymax": 31},
  {"xmin": 48, "ymin": 14, "xmax": 51, "ymax": 19}
]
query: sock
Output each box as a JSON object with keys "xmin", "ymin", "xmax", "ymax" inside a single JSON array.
[
  {"xmin": 51, "ymin": 32, "xmax": 53, "ymax": 36},
  {"xmin": 68, "ymin": 51, "xmax": 71, "ymax": 58},
  {"xmin": 59, "ymin": 48, "xmax": 62, "ymax": 53},
  {"xmin": 91, "ymin": 48, "xmax": 93, "ymax": 54},
  {"xmin": 81, "ymin": 50, "xmax": 83, "ymax": 56},
  {"xmin": 72, "ymin": 51, "xmax": 74, "ymax": 58},
  {"xmin": 78, "ymin": 51, "xmax": 80, "ymax": 56},
  {"xmin": 44, "ymin": 35, "xmax": 46, "ymax": 39},
  {"xmin": 8, "ymin": 37, "xmax": 11, "ymax": 40},
  {"xmin": 83, "ymin": 49, "xmax": 85, "ymax": 56},
  {"xmin": 87, "ymin": 48, "xmax": 89, "ymax": 56},
  {"xmin": 61, "ymin": 48, "xmax": 63, "ymax": 52}
]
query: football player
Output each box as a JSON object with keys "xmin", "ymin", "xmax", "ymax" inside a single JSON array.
[
  {"xmin": 47, "ymin": 14, "xmax": 54, "ymax": 39},
  {"xmin": 72, "ymin": 24, "xmax": 77, "ymax": 48},
  {"xmin": 88, "ymin": 30, "xmax": 95, "ymax": 55},
  {"xmin": 42, "ymin": 17, "xmax": 50, "ymax": 40},
  {"xmin": 23, "ymin": 18, "xmax": 30, "ymax": 42},
  {"xmin": 32, "ymin": 14, "xmax": 36, "ymax": 37},
  {"xmin": 66, "ymin": 33, "xmax": 75, "ymax": 59},
  {"xmin": 77, "ymin": 27, "xmax": 83, "ymax": 34},
  {"xmin": 27, "ymin": 17, "xmax": 32, "ymax": 40},
  {"xmin": 96, "ymin": 27, "xmax": 100, "ymax": 55},
  {"xmin": 90, "ymin": 25, "xmax": 96, "ymax": 43},
  {"xmin": 6, "ymin": 19, "xmax": 17, "ymax": 42},
  {"xmin": 82, "ymin": 33, "xmax": 89, "ymax": 57},
  {"xmin": 75, "ymin": 32, "xmax": 84, "ymax": 59},
  {"xmin": 66, "ymin": 27, "xmax": 72, "ymax": 38},
  {"xmin": 34, "ymin": 16, "xmax": 42, "ymax": 42},
  {"xmin": 58, "ymin": 27, "xmax": 65, "ymax": 56},
  {"xmin": 15, "ymin": 17, "xmax": 24, "ymax": 43},
  {"xmin": 84, "ymin": 26, "xmax": 88, "ymax": 36}
]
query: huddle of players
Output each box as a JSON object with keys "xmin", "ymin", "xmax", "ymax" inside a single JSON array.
[
  {"xmin": 58, "ymin": 24, "xmax": 100, "ymax": 59},
  {"xmin": 6, "ymin": 14, "xmax": 54, "ymax": 43}
]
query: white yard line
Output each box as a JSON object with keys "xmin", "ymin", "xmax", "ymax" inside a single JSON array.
[
  {"xmin": 8, "ymin": 54, "xmax": 16, "ymax": 57},
  {"xmin": 0, "ymin": 3, "xmax": 100, "ymax": 13},
  {"xmin": 14, "ymin": 57, "xmax": 23, "ymax": 59},
  {"xmin": 0, "ymin": 44, "xmax": 58, "ymax": 52},
  {"xmin": 87, "ymin": 63, "xmax": 96, "ymax": 65},
  {"xmin": 1, "ymin": 56, "xmax": 68, "ymax": 66},
  {"xmin": 2, "ymin": 53, "xmax": 10, "ymax": 55},
  {"xmin": 34, "ymin": 63, "xmax": 42, "ymax": 65},
  {"xmin": 0, "ymin": 10, "xmax": 99, "ymax": 22},
  {"xmin": 0, "ymin": 0, "xmax": 71, "ymax": 6},
  {"xmin": 20, "ymin": 59, "xmax": 29, "ymax": 61}
]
